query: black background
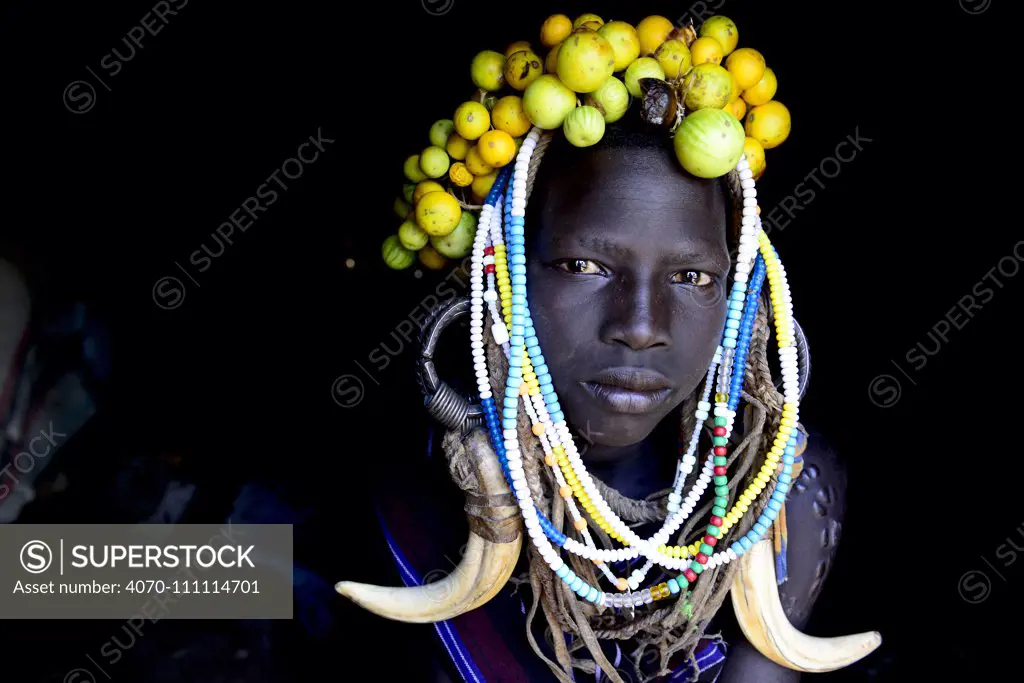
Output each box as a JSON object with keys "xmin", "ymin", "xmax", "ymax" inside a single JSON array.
[{"xmin": 1, "ymin": 0, "xmax": 1018, "ymax": 680}]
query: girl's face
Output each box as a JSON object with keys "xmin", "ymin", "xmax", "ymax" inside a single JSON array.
[{"xmin": 526, "ymin": 144, "xmax": 731, "ymax": 447}]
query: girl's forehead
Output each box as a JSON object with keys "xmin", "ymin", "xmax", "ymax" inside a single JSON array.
[{"xmin": 532, "ymin": 145, "xmax": 729, "ymax": 244}]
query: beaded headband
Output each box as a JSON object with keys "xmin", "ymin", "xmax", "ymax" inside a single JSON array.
[{"xmin": 344, "ymin": 11, "xmax": 880, "ymax": 675}]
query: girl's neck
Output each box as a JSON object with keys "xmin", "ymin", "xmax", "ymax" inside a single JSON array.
[{"xmin": 577, "ymin": 411, "xmax": 679, "ymax": 500}]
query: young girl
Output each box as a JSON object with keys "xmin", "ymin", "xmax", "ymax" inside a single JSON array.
[{"xmin": 340, "ymin": 11, "xmax": 880, "ymax": 682}]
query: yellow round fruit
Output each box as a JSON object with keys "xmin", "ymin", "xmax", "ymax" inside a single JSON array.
[
  {"xmin": 404, "ymin": 154, "xmax": 428, "ymax": 182},
  {"xmin": 743, "ymin": 136, "xmax": 766, "ymax": 179},
  {"xmin": 465, "ymin": 145, "xmax": 493, "ymax": 176},
  {"xmin": 415, "ymin": 190, "xmax": 462, "ymax": 236},
  {"xmin": 453, "ymin": 101, "xmax": 490, "ymax": 140},
  {"xmin": 398, "ymin": 219, "xmax": 429, "ymax": 250},
  {"xmin": 472, "ymin": 171, "xmax": 498, "ymax": 198},
  {"xmin": 573, "ymin": 13, "xmax": 604, "ymax": 29},
  {"xmin": 690, "ymin": 37, "xmax": 723, "ymax": 65},
  {"xmin": 413, "ymin": 180, "xmax": 444, "ymax": 204},
  {"xmin": 624, "ymin": 57, "xmax": 665, "ymax": 98},
  {"xmin": 505, "ymin": 50, "xmax": 544, "ymax": 91},
  {"xmin": 724, "ymin": 97, "xmax": 746, "ymax": 120},
  {"xmin": 418, "ymin": 245, "xmax": 447, "ymax": 270},
  {"xmin": 730, "ymin": 76, "xmax": 742, "ymax": 102},
  {"xmin": 478, "ymin": 130, "xmax": 516, "ymax": 167},
  {"xmin": 699, "ymin": 16, "xmax": 739, "ymax": 56},
  {"xmin": 446, "ymin": 133, "xmax": 470, "ymax": 160},
  {"xmin": 506, "ymin": 40, "xmax": 532, "ymax": 58},
  {"xmin": 382, "ymin": 235, "xmax": 415, "ymax": 270},
  {"xmin": 682, "ymin": 63, "xmax": 734, "ymax": 110},
  {"xmin": 742, "ymin": 67, "xmax": 777, "ymax": 106},
  {"xmin": 745, "ymin": 100, "xmax": 791, "ymax": 149},
  {"xmin": 725, "ymin": 47, "xmax": 766, "ymax": 90},
  {"xmin": 636, "ymin": 15, "xmax": 674, "ymax": 55},
  {"xmin": 654, "ymin": 40, "xmax": 692, "ymax": 79},
  {"xmin": 541, "ymin": 14, "xmax": 573, "ymax": 47},
  {"xmin": 449, "ymin": 162, "xmax": 474, "ymax": 187},
  {"xmin": 598, "ymin": 21, "xmax": 641, "ymax": 71},
  {"xmin": 545, "ymin": 42, "xmax": 561, "ymax": 73},
  {"xmin": 491, "ymin": 95, "xmax": 532, "ymax": 137},
  {"xmin": 471, "ymin": 50, "xmax": 506, "ymax": 91},
  {"xmin": 557, "ymin": 30, "xmax": 616, "ymax": 93}
]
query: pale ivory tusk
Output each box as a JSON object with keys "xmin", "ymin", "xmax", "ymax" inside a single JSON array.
[
  {"xmin": 335, "ymin": 429, "xmax": 523, "ymax": 623},
  {"xmin": 731, "ymin": 538, "xmax": 882, "ymax": 672}
]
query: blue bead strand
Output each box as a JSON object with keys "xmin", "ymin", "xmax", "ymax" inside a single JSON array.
[
  {"xmin": 727, "ymin": 255, "xmax": 767, "ymax": 412},
  {"xmin": 497, "ymin": 157, "xmax": 603, "ymax": 603}
]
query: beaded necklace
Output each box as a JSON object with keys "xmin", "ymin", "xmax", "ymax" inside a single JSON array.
[{"xmin": 469, "ymin": 128, "xmax": 800, "ymax": 609}]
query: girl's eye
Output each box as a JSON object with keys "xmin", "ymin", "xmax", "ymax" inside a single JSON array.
[
  {"xmin": 672, "ymin": 270, "xmax": 714, "ymax": 286},
  {"xmin": 555, "ymin": 259, "xmax": 605, "ymax": 275}
]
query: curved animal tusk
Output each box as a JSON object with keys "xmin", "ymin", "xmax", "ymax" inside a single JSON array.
[
  {"xmin": 731, "ymin": 538, "xmax": 882, "ymax": 672},
  {"xmin": 335, "ymin": 429, "xmax": 522, "ymax": 623},
  {"xmin": 335, "ymin": 530, "xmax": 521, "ymax": 622}
]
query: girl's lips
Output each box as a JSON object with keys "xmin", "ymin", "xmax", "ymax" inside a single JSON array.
[{"xmin": 580, "ymin": 381, "xmax": 674, "ymax": 414}]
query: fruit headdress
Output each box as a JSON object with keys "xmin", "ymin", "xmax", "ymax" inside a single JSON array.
[{"xmin": 383, "ymin": 12, "xmax": 790, "ymax": 272}]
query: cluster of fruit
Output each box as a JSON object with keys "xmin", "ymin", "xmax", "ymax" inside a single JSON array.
[{"xmin": 383, "ymin": 12, "xmax": 791, "ymax": 271}]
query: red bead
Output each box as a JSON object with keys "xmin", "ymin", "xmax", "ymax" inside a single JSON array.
[
  {"xmin": 714, "ymin": 446, "xmax": 728, "ymax": 456},
  {"xmin": 710, "ymin": 516, "xmax": 723, "ymax": 527},
  {"xmin": 714, "ymin": 466, "xmax": 727, "ymax": 476},
  {"xmin": 485, "ymin": 264, "xmax": 496, "ymax": 273},
  {"xmin": 713, "ymin": 427, "xmax": 727, "ymax": 436},
  {"xmin": 696, "ymin": 553, "xmax": 708, "ymax": 564},
  {"xmin": 484, "ymin": 246, "xmax": 494, "ymax": 255},
  {"xmin": 684, "ymin": 569, "xmax": 697, "ymax": 583},
  {"xmin": 704, "ymin": 534, "xmax": 718, "ymax": 546}
]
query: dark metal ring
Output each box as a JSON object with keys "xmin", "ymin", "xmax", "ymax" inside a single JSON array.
[
  {"xmin": 793, "ymin": 317, "xmax": 811, "ymax": 400},
  {"xmin": 418, "ymin": 296, "xmax": 485, "ymax": 431}
]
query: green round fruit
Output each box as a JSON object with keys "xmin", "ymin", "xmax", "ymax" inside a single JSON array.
[
  {"xmin": 398, "ymin": 219, "xmax": 429, "ymax": 250},
  {"xmin": 624, "ymin": 57, "xmax": 665, "ymax": 98},
  {"xmin": 584, "ymin": 76, "xmax": 630, "ymax": 123},
  {"xmin": 522, "ymin": 74, "xmax": 577, "ymax": 129},
  {"xmin": 471, "ymin": 50, "xmax": 506, "ymax": 91},
  {"xmin": 419, "ymin": 146, "xmax": 450, "ymax": 178},
  {"xmin": 562, "ymin": 105, "xmax": 606, "ymax": 147},
  {"xmin": 393, "ymin": 197, "xmax": 412, "ymax": 219},
  {"xmin": 430, "ymin": 211, "xmax": 478, "ymax": 258},
  {"xmin": 699, "ymin": 15, "xmax": 739, "ymax": 56},
  {"xmin": 382, "ymin": 235, "xmax": 416, "ymax": 270},
  {"xmin": 682, "ymin": 63, "xmax": 734, "ymax": 110},
  {"xmin": 556, "ymin": 29, "xmax": 616, "ymax": 92},
  {"xmin": 429, "ymin": 119, "xmax": 455, "ymax": 148},
  {"xmin": 403, "ymin": 154, "xmax": 428, "ymax": 182},
  {"xmin": 673, "ymin": 108, "xmax": 745, "ymax": 178},
  {"xmin": 402, "ymin": 183, "xmax": 416, "ymax": 203},
  {"xmin": 597, "ymin": 21, "xmax": 641, "ymax": 71}
]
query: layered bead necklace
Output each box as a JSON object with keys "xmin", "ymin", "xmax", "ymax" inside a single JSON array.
[{"xmin": 468, "ymin": 128, "xmax": 801, "ymax": 610}]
